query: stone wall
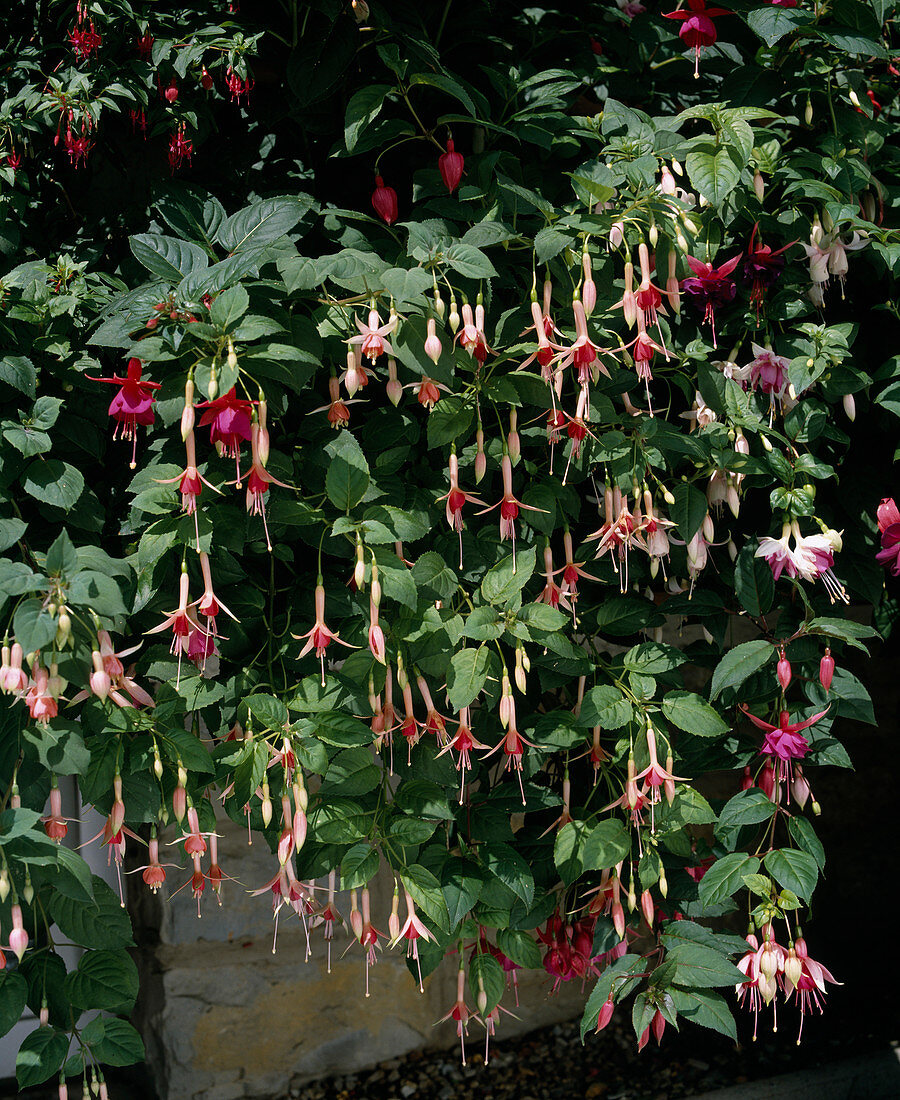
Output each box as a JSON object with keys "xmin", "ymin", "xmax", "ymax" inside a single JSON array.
[{"xmin": 131, "ymin": 810, "xmax": 587, "ymax": 1100}]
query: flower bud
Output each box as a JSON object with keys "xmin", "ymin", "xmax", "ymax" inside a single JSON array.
[
  {"xmin": 424, "ymin": 318, "xmax": 442, "ymax": 364},
  {"xmin": 596, "ymin": 996, "xmax": 615, "ymax": 1032},
  {"xmin": 776, "ymin": 650, "xmax": 791, "ymax": 691},
  {"xmin": 784, "ymin": 947, "xmax": 803, "ymax": 987},
  {"xmin": 760, "ymin": 433, "xmax": 772, "ymax": 452},
  {"xmin": 474, "ymin": 428, "xmax": 487, "ymax": 483},
  {"xmin": 842, "ymin": 393, "xmax": 856, "ymax": 421},
  {"xmin": 476, "ymin": 976, "xmax": 488, "ymax": 1016},
  {"xmin": 791, "ymin": 767, "xmax": 811, "ymax": 809},
  {"xmin": 261, "ymin": 781, "xmax": 273, "ymax": 827},
  {"xmin": 386, "ymin": 358, "xmax": 403, "ymax": 406},
  {"xmin": 433, "ymin": 289, "xmax": 445, "ymax": 319},
  {"xmin": 753, "ymin": 170, "xmax": 765, "ymax": 202},
  {"xmin": 609, "ymin": 221, "xmax": 624, "ymax": 248},
  {"xmin": 448, "ymin": 296, "xmax": 460, "ymax": 333},
  {"xmin": 354, "ymin": 537, "xmax": 366, "ymax": 591},
  {"xmin": 507, "ymin": 409, "xmax": 520, "ymax": 465},
  {"xmin": 641, "ymin": 888, "xmax": 654, "ymax": 927},
  {"xmin": 805, "ymin": 97, "xmax": 814, "ymax": 125},
  {"xmin": 819, "ymin": 648, "xmax": 834, "ymax": 692},
  {"xmin": 0, "ymin": 868, "xmax": 8, "ymax": 902},
  {"xmin": 659, "ymin": 870, "xmax": 668, "ymax": 898}
]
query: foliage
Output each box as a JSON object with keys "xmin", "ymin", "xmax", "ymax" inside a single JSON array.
[{"xmin": 1, "ymin": 0, "xmax": 899, "ymax": 1087}]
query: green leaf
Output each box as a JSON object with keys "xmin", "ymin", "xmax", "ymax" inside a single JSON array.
[
  {"xmin": 13, "ymin": 597, "xmax": 58, "ymax": 654},
  {"xmin": 217, "ymin": 196, "xmax": 312, "ymax": 253},
  {"xmin": 764, "ymin": 848, "xmax": 819, "ymax": 901},
  {"xmin": 16, "ymin": 1027, "xmax": 69, "ymax": 1088},
  {"xmin": 22, "ymin": 722, "xmax": 90, "ymax": 776},
  {"xmin": 661, "ymin": 691, "xmax": 729, "ymax": 738},
  {"xmin": 446, "ymin": 243, "xmax": 497, "ymax": 279},
  {"xmin": 671, "ymin": 481, "xmax": 708, "ymax": 543},
  {"xmin": 734, "ymin": 544, "xmax": 774, "ymax": 617},
  {"xmin": 517, "ymin": 602, "xmax": 567, "ymax": 632},
  {"xmin": 806, "ymin": 617, "xmax": 878, "ymax": 653},
  {"xmin": 716, "ymin": 789, "xmax": 777, "ymax": 831},
  {"xmin": 0, "ymin": 517, "xmax": 27, "ymax": 552},
  {"xmin": 595, "ymin": 596, "xmax": 664, "ymax": 636},
  {"xmin": 446, "ymin": 646, "xmax": 491, "ymax": 710},
  {"xmin": 670, "ymin": 988, "xmax": 737, "ymax": 1040},
  {"xmin": 0, "ymin": 355, "xmax": 37, "ymax": 398},
  {"xmin": 50, "ymin": 877, "xmax": 134, "ymax": 950},
  {"xmin": 468, "ymin": 951, "xmax": 505, "ymax": 1014},
  {"xmin": 243, "ymin": 693, "xmax": 289, "ymax": 729},
  {"xmin": 464, "ymin": 605, "xmax": 504, "ymax": 641},
  {"xmin": 341, "ymin": 842, "xmax": 380, "ymax": 890},
  {"xmin": 80, "ymin": 1017, "xmax": 145, "ymax": 1067},
  {"xmin": 495, "ymin": 928, "xmax": 542, "ymax": 969},
  {"xmin": 130, "ymin": 233, "xmax": 209, "ymax": 281},
  {"xmin": 709, "ymin": 639, "xmax": 773, "ymax": 699},
  {"xmin": 483, "ymin": 843, "xmax": 534, "ymax": 906},
  {"xmin": 409, "ymin": 72, "xmax": 477, "ymax": 116},
  {"xmin": 442, "ymin": 858, "xmax": 484, "ymax": 926},
  {"xmin": 668, "ymin": 943, "xmax": 744, "ymax": 988},
  {"xmin": 698, "ymin": 853, "xmax": 760, "ymax": 910},
  {"xmin": 412, "ymin": 552, "xmax": 458, "ymax": 599},
  {"xmin": 534, "ymin": 227, "xmax": 570, "ymax": 265},
  {"xmin": 325, "ymin": 747, "xmax": 381, "ymax": 795},
  {"xmin": 45, "ymin": 530, "xmax": 78, "ymax": 575},
  {"xmin": 325, "ymin": 431, "xmax": 370, "ymax": 512},
  {"xmin": 554, "ymin": 819, "xmax": 591, "ymax": 884},
  {"xmin": 401, "ymin": 863, "xmax": 450, "ymax": 932},
  {"xmin": 0, "ymin": 970, "xmax": 28, "ymax": 1037},
  {"xmin": 209, "ymin": 284, "xmax": 250, "ymax": 328},
  {"xmin": 481, "ymin": 546, "xmax": 536, "ymax": 605},
  {"xmin": 22, "ymin": 459, "xmax": 85, "ymax": 510},
  {"xmin": 743, "ymin": 5, "xmax": 813, "ymax": 46},
  {"xmin": 578, "ymin": 685, "xmax": 633, "ymax": 730},
  {"xmin": 685, "ymin": 143, "xmax": 742, "ymax": 206},
  {"xmin": 583, "ymin": 819, "xmax": 632, "ymax": 870},
  {"xmin": 788, "ymin": 816, "xmax": 826, "ymax": 870},
  {"xmin": 426, "ymin": 396, "xmax": 474, "ymax": 447},
  {"xmin": 345, "ymin": 84, "xmax": 392, "ymax": 151},
  {"xmin": 65, "ymin": 950, "xmax": 139, "ymax": 1014}
]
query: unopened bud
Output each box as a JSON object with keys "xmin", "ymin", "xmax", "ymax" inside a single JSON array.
[
  {"xmin": 760, "ymin": 434, "xmax": 773, "ymax": 452},
  {"xmin": 56, "ymin": 609, "xmax": 72, "ymax": 648},
  {"xmin": 475, "ymin": 428, "xmax": 487, "ymax": 484},
  {"xmin": 648, "ymin": 224, "xmax": 658, "ymax": 248},
  {"xmin": 448, "ymin": 297, "xmax": 460, "ymax": 333},
  {"xmin": 261, "ymin": 782, "xmax": 272, "ymax": 827},
  {"xmin": 354, "ymin": 538, "xmax": 366, "ymax": 591},
  {"xmin": 849, "ymin": 90, "xmax": 862, "ymax": 108},
  {"xmin": 596, "ymin": 996, "xmax": 615, "ymax": 1031},
  {"xmin": 819, "ymin": 648, "xmax": 834, "ymax": 693},
  {"xmin": 753, "ymin": 170, "xmax": 765, "ymax": 202},
  {"xmin": 842, "ymin": 393, "xmax": 856, "ymax": 421},
  {"xmin": 208, "ymin": 362, "xmax": 218, "ymax": 400},
  {"xmin": 659, "ymin": 870, "xmax": 668, "ymax": 898},
  {"xmin": 805, "ymin": 97, "xmax": 814, "ymax": 125},
  {"xmin": 226, "ymin": 340, "xmax": 238, "ymax": 372},
  {"xmin": 784, "ymin": 947, "xmax": 803, "ymax": 986},
  {"xmin": 776, "ymin": 650, "xmax": 792, "ymax": 691}
]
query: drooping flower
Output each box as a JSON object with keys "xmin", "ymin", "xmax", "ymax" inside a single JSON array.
[
  {"xmin": 145, "ymin": 563, "xmax": 195, "ymax": 684},
  {"xmin": 371, "ymin": 175, "xmax": 398, "ymax": 225},
  {"xmin": 663, "ymin": 0, "xmax": 730, "ymax": 78},
  {"xmin": 167, "ymin": 124, "xmax": 193, "ymax": 172},
  {"xmin": 197, "ymin": 387, "xmax": 254, "ymax": 479},
  {"xmin": 739, "ymin": 704, "xmax": 830, "ymax": 785},
  {"xmin": 783, "ymin": 936, "xmax": 840, "ymax": 1041},
  {"xmin": 439, "ymin": 139, "xmax": 465, "ymax": 193},
  {"xmin": 790, "ymin": 524, "xmax": 848, "ymax": 603},
  {"xmin": 681, "ymin": 253, "xmax": 741, "ymax": 346},
  {"xmin": 348, "ymin": 306, "xmax": 396, "ymax": 364},
  {"xmin": 456, "ymin": 302, "xmax": 492, "ymax": 364},
  {"xmin": 477, "ymin": 453, "xmax": 545, "ymax": 569},
  {"xmin": 292, "ymin": 581, "xmax": 357, "ymax": 686},
  {"xmin": 436, "ymin": 451, "xmax": 485, "ymax": 567},
  {"xmin": 744, "ymin": 223, "xmax": 794, "ymax": 312},
  {"xmin": 439, "ymin": 963, "xmax": 473, "ymax": 1066},
  {"xmin": 876, "ymin": 497, "xmax": 900, "ymax": 575},
  {"xmin": 234, "ymin": 416, "xmax": 291, "ymax": 552},
  {"xmin": 756, "ymin": 523, "xmax": 796, "ymax": 580},
  {"xmin": 747, "ymin": 343, "xmax": 789, "ymax": 410},
  {"xmin": 89, "ymin": 358, "xmax": 160, "ymax": 468},
  {"xmin": 156, "ymin": 430, "xmax": 221, "ymax": 550}
]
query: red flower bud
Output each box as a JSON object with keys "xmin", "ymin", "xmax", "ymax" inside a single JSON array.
[
  {"xmin": 164, "ymin": 79, "xmax": 179, "ymax": 103},
  {"xmin": 201, "ymin": 67, "xmax": 213, "ymax": 90},
  {"xmin": 776, "ymin": 651, "xmax": 791, "ymax": 691},
  {"xmin": 438, "ymin": 139, "xmax": 465, "ymax": 194},
  {"xmin": 371, "ymin": 175, "xmax": 398, "ymax": 225},
  {"xmin": 819, "ymin": 648, "xmax": 835, "ymax": 693}
]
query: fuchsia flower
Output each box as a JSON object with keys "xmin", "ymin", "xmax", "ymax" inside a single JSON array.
[
  {"xmin": 456, "ymin": 302, "xmax": 492, "ymax": 364},
  {"xmin": 197, "ymin": 387, "xmax": 253, "ymax": 478},
  {"xmin": 663, "ymin": 0, "xmax": 730, "ymax": 78},
  {"xmin": 478, "ymin": 453, "xmax": 545, "ymax": 569},
  {"xmin": 439, "ymin": 964, "xmax": 473, "ymax": 1066},
  {"xmin": 349, "ymin": 307, "xmax": 396, "ymax": 363},
  {"xmin": 784, "ymin": 936, "xmax": 840, "ymax": 1040},
  {"xmin": 744, "ymin": 223, "xmax": 794, "ymax": 312},
  {"xmin": 235, "ymin": 418, "xmax": 290, "ymax": 552},
  {"xmin": 681, "ymin": 253, "xmax": 741, "ymax": 346},
  {"xmin": 739, "ymin": 704, "xmax": 830, "ymax": 785},
  {"xmin": 371, "ymin": 176, "xmax": 398, "ymax": 224},
  {"xmin": 876, "ymin": 497, "xmax": 900, "ymax": 575},
  {"xmin": 145, "ymin": 563, "xmax": 195, "ymax": 684},
  {"xmin": 439, "ymin": 139, "xmax": 464, "ymax": 193},
  {"xmin": 293, "ymin": 581, "xmax": 357, "ymax": 685},
  {"xmin": 437, "ymin": 708, "xmax": 489, "ymax": 802},
  {"xmin": 167, "ymin": 124, "xmax": 193, "ymax": 172},
  {"xmin": 156, "ymin": 430, "xmax": 221, "ymax": 550},
  {"xmin": 436, "ymin": 452, "xmax": 485, "ymax": 567},
  {"xmin": 90, "ymin": 357, "xmax": 160, "ymax": 468}
]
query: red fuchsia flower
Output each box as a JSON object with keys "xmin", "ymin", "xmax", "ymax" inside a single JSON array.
[
  {"xmin": 292, "ymin": 581, "xmax": 357, "ymax": 686},
  {"xmin": 478, "ymin": 453, "xmax": 545, "ymax": 569},
  {"xmin": 348, "ymin": 306, "xmax": 396, "ymax": 363},
  {"xmin": 537, "ymin": 542, "xmax": 571, "ymax": 612},
  {"xmin": 391, "ymin": 889, "xmax": 434, "ymax": 991},
  {"xmin": 784, "ymin": 936, "xmax": 840, "ymax": 1040},
  {"xmin": 129, "ymin": 108, "xmax": 148, "ymax": 136},
  {"xmin": 69, "ymin": 17, "xmax": 102, "ymax": 60},
  {"xmin": 131, "ymin": 835, "xmax": 177, "ymax": 893},
  {"xmin": 64, "ymin": 124, "xmax": 92, "ymax": 165},
  {"xmin": 550, "ymin": 297, "xmax": 610, "ymax": 386},
  {"xmin": 197, "ymin": 387, "xmax": 253, "ymax": 478},
  {"xmin": 483, "ymin": 687, "xmax": 536, "ymax": 805},
  {"xmin": 25, "ymin": 663, "xmax": 59, "ymax": 724},
  {"xmin": 136, "ymin": 31, "xmax": 154, "ymax": 58},
  {"xmin": 371, "ymin": 175, "xmax": 398, "ymax": 225},
  {"xmin": 437, "ymin": 708, "xmax": 489, "ymax": 803},
  {"xmin": 744, "ymin": 223, "xmax": 794, "ymax": 313},
  {"xmin": 456, "ymin": 301, "xmax": 493, "ymax": 364},
  {"xmin": 168, "ymin": 124, "xmax": 193, "ymax": 172},
  {"xmin": 602, "ymin": 752, "xmax": 648, "ymax": 827},
  {"xmin": 634, "ymin": 726, "xmax": 687, "ymax": 813},
  {"xmin": 225, "ymin": 67, "xmax": 254, "ymax": 103},
  {"xmin": 234, "ymin": 416, "xmax": 291, "ymax": 552},
  {"xmin": 89, "ymin": 357, "xmax": 160, "ymax": 469},
  {"xmin": 145, "ymin": 564, "xmax": 195, "ymax": 685},
  {"xmin": 739, "ymin": 703, "xmax": 830, "ymax": 786},
  {"xmin": 314, "ymin": 871, "xmax": 344, "ymax": 973},
  {"xmin": 584, "ymin": 485, "xmax": 647, "ymax": 593},
  {"xmin": 313, "ymin": 375, "xmax": 354, "ymax": 428},
  {"xmin": 439, "ymin": 963, "xmax": 473, "ymax": 1066},
  {"xmin": 156, "ymin": 430, "xmax": 222, "ymax": 550},
  {"xmin": 876, "ymin": 497, "xmax": 900, "ymax": 575},
  {"xmin": 663, "ymin": 0, "xmax": 730, "ymax": 79},
  {"xmin": 554, "ymin": 529, "xmax": 596, "ymax": 619},
  {"xmin": 518, "ymin": 295, "xmax": 557, "ymax": 383},
  {"xmin": 439, "ymin": 138, "xmax": 465, "ymax": 193},
  {"xmin": 4, "ymin": 152, "xmax": 22, "ymax": 173},
  {"xmin": 41, "ymin": 784, "xmax": 69, "ymax": 843},
  {"xmin": 412, "ymin": 375, "xmax": 451, "ymax": 409},
  {"xmin": 681, "ymin": 252, "xmax": 741, "ymax": 347},
  {"xmin": 634, "ymin": 242, "xmax": 669, "ymax": 342},
  {"xmin": 340, "ymin": 346, "xmax": 370, "ymax": 398},
  {"xmin": 356, "ymin": 886, "xmax": 383, "ymax": 997},
  {"xmin": 416, "ymin": 670, "xmax": 449, "ymax": 746},
  {"xmin": 436, "ymin": 451, "xmax": 485, "ymax": 568}
]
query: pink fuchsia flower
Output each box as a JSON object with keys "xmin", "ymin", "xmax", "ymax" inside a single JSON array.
[
  {"xmin": 756, "ymin": 523, "xmax": 797, "ymax": 580},
  {"xmin": 292, "ymin": 581, "xmax": 357, "ymax": 686},
  {"xmin": 234, "ymin": 418, "xmax": 291, "ymax": 552},
  {"xmin": 790, "ymin": 525, "xmax": 848, "ymax": 604},
  {"xmin": 439, "ymin": 139, "xmax": 465, "ymax": 193},
  {"xmin": 456, "ymin": 302, "xmax": 493, "ymax": 364},
  {"xmin": 349, "ymin": 306, "xmax": 396, "ymax": 364},
  {"xmin": 41, "ymin": 784, "xmax": 70, "ymax": 843},
  {"xmin": 145, "ymin": 563, "xmax": 195, "ymax": 685},
  {"xmin": 1, "ymin": 641, "xmax": 28, "ymax": 694},
  {"xmin": 439, "ymin": 963, "xmax": 473, "ymax": 1066},
  {"xmin": 391, "ymin": 889, "xmax": 434, "ymax": 991},
  {"xmin": 477, "ymin": 453, "xmax": 545, "ymax": 570},
  {"xmin": 550, "ymin": 298, "xmax": 610, "ymax": 386},
  {"xmin": 663, "ymin": 0, "xmax": 730, "ymax": 78},
  {"xmin": 196, "ymin": 552, "xmax": 238, "ymax": 638},
  {"xmin": 25, "ymin": 663, "xmax": 59, "ymax": 724},
  {"xmin": 89, "ymin": 357, "xmax": 160, "ymax": 469},
  {"xmin": 156, "ymin": 430, "xmax": 222, "ymax": 550},
  {"xmin": 681, "ymin": 253, "xmax": 741, "ymax": 346},
  {"xmin": 225, "ymin": 67, "xmax": 254, "ymax": 103},
  {"xmin": 739, "ymin": 703, "xmax": 830, "ymax": 785},
  {"xmin": 783, "ymin": 936, "xmax": 840, "ymax": 1041},
  {"xmin": 748, "ymin": 343, "xmax": 789, "ymax": 400},
  {"xmin": 437, "ymin": 707, "xmax": 490, "ymax": 803},
  {"xmin": 436, "ymin": 451, "xmax": 485, "ymax": 568},
  {"xmin": 371, "ymin": 175, "xmax": 398, "ymax": 224}
]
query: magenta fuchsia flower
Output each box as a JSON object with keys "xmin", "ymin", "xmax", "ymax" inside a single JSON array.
[
  {"xmin": 744, "ymin": 224, "xmax": 794, "ymax": 311},
  {"xmin": 90, "ymin": 357, "xmax": 160, "ymax": 468},
  {"xmin": 439, "ymin": 139, "xmax": 464, "ymax": 193},
  {"xmin": 681, "ymin": 253, "xmax": 741, "ymax": 346},
  {"xmin": 748, "ymin": 344, "xmax": 789, "ymax": 398},
  {"xmin": 876, "ymin": 496, "xmax": 900, "ymax": 575},
  {"xmin": 145, "ymin": 563, "xmax": 196, "ymax": 684},
  {"xmin": 197, "ymin": 387, "xmax": 254, "ymax": 479},
  {"xmin": 663, "ymin": 0, "xmax": 730, "ymax": 77},
  {"xmin": 371, "ymin": 175, "xmax": 398, "ymax": 224},
  {"xmin": 739, "ymin": 704, "xmax": 830, "ymax": 785}
]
